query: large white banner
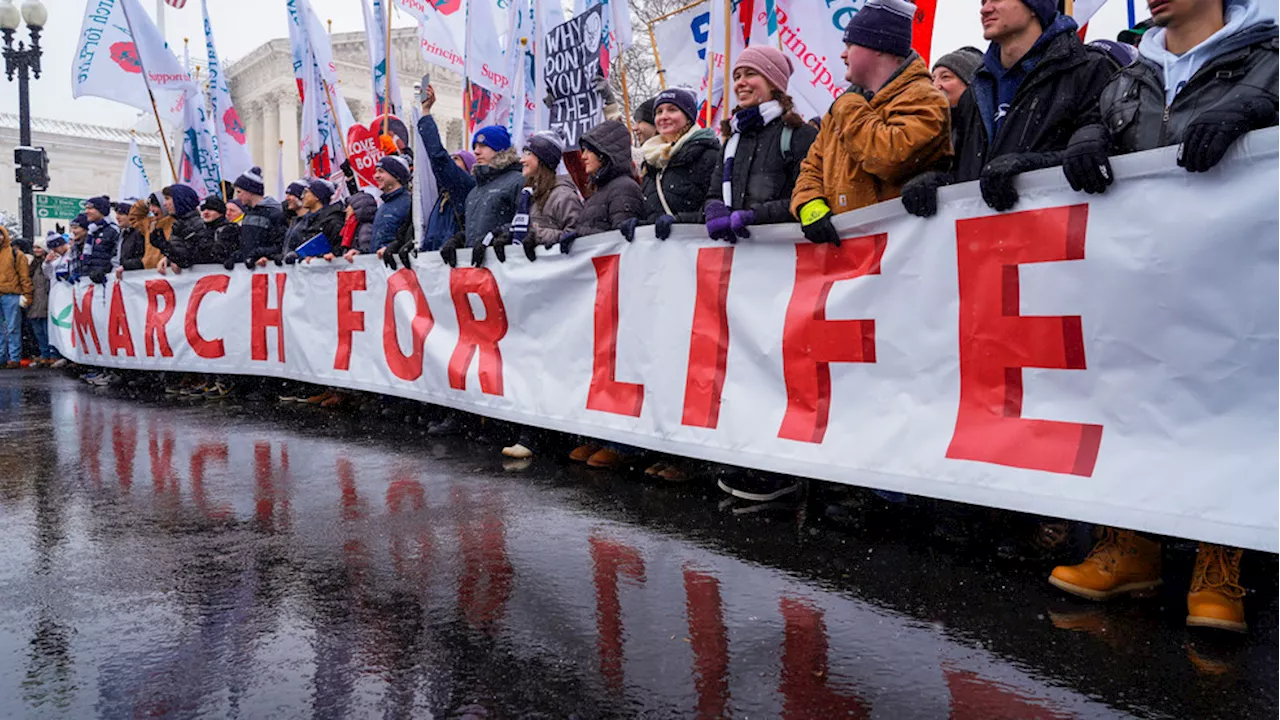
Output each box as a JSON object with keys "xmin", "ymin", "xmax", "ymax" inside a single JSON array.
[{"xmin": 49, "ymin": 131, "xmax": 1280, "ymax": 552}]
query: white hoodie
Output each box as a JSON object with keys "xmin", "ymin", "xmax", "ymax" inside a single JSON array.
[{"xmin": 1139, "ymin": 0, "xmax": 1268, "ymax": 105}]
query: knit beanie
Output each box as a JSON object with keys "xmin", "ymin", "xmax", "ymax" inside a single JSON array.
[
  {"xmin": 285, "ymin": 180, "xmax": 307, "ymax": 200},
  {"xmin": 472, "ymin": 125, "xmax": 512, "ymax": 153},
  {"xmin": 525, "ymin": 130, "xmax": 566, "ymax": 171},
  {"xmin": 654, "ymin": 87, "xmax": 699, "ymax": 125},
  {"xmin": 734, "ymin": 46, "xmax": 794, "ymax": 93},
  {"xmin": 70, "ymin": 213, "xmax": 88, "ymax": 229},
  {"xmin": 200, "ymin": 195, "xmax": 227, "ymax": 215},
  {"xmin": 307, "ymin": 178, "xmax": 336, "ymax": 206},
  {"xmin": 1088, "ymin": 39, "xmax": 1138, "ymax": 68},
  {"xmin": 452, "ymin": 150, "xmax": 477, "ymax": 173},
  {"xmin": 932, "ymin": 46, "xmax": 983, "ymax": 85},
  {"xmin": 235, "ymin": 166, "xmax": 266, "ymax": 196},
  {"xmin": 1021, "ymin": 0, "xmax": 1057, "ymax": 28},
  {"xmin": 85, "ymin": 195, "xmax": 112, "ymax": 217},
  {"xmin": 45, "ymin": 231, "xmax": 67, "ymax": 250},
  {"xmin": 378, "ymin": 154, "xmax": 412, "ymax": 186},
  {"xmin": 114, "ymin": 201, "xmax": 133, "ymax": 216},
  {"xmin": 162, "ymin": 185, "xmax": 200, "ymax": 217},
  {"xmin": 842, "ymin": 0, "xmax": 915, "ymax": 57},
  {"xmin": 634, "ymin": 96, "xmax": 657, "ymax": 125}
]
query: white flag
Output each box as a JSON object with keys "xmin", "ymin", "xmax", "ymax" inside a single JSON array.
[
  {"xmin": 467, "ymin": 0, "xmax": 512, "ymax": 95},
  {"xmin": 202, "ymin": 0, "xmax": 253, "ymax": 184},
  {"xmin": 276, "ymin": 142, "xmax": 286, "ymax": 200},
  {"xmin": 178, "ymin": 86, "xmax": 223, "ymax": 198},
  {"xmin": 118, "ymin": 135, "xmax": 152, "ymax": 203},
  {"xmin": 409, "ymin": 105, "xmax": 437, "ymax": 252},
  {"xmin": 73, "ymin": 0, "xmax": 197, "ymax": 128},
  {"xmin": 363, "ymin": 0, "xmax": 403, "ymax": 116},
  {"xmin": 1070, "ymin": 0, "xmax": 1110, "ymax": 25},
  {"xmin": 287, "ymin": 0, "xmax": 355, "ymax": 176},
  {"xmin": 395, "ymin": 0, "xmax": 466, "ymax": 74}
]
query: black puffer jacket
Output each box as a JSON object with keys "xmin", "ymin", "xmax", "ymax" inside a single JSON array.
[
  {"xmin": 237, "ymin": 197, "xmax": 287, "ymax": 263},
  {"xmin": 299, "ymin": 203, "xmax": 346, "ymax": 251},
  {"xmin": 165, "ymin": 211, "xmax": 233, "ymax": 268},
  {"xmin": 638, "ymin": 127, "xmax": 721, "ymax": 224},
  {"xmin": 952, "ymin": 14, "xmax": 1116, "ymax": 181},
  {"xmin": 576, "ymin": 120, "xmax": 645, "ymax": 236},
  {"xmin": 463, "ymin": 155, "xmax": 524, "ymax": 248},
  {"xmin": 703, "ymin": 115, "xmax": 817, "ymax": 223},
  {"xmin": 118, "ymin": 226, "xmax": 147, "ymax": 271}
]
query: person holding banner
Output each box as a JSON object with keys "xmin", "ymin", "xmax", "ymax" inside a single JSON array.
[
  {"xmin": 619, "ymin": 88, "xmax": 720, "ymax": 243},
  {"xmin": 416, "ymin": 85, "xmax": 476, "ymax": 253},
  {"xmin": 440, "ymin": 126, "xmax": 523, "ymax": 269},
  {"xmin": 518, "ymin": 130, "xmax": 583, "ymax": 252},
  {"xmin": 372, "ymin": 155, "xmax": 417, "ymax": 270},
  {"xmin": 1048, "ymin": 0, "xmax": 1279, "ymax": 635},
  {"xmin": 566, "ymin": 120, "xmax": 645, "ymax": 243},
  {"xmin": 702, "ymin": 47, "xmax": 817, "ymax": 244},
  {"xmin": 339, "ymin": 192, "xmax": 378, "ymax": 258},
  {"xmin": 791, "ymin": 0, "xmax": 953, "ymax": 246},
  {"xmin": 229, "ymin": 167, "xmax": 288, "ymax": 271},
  {"xmin": 287, "ymin": 180, "xmax": 344, "ymax": 265},
  {"xmin": 114, "ymin": 201, "xmax": 148, "ymax": 276}
]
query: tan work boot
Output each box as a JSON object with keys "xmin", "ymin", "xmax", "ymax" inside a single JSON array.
[
  {"xmin": 1186, "ymin": 543, "xmax": 1247, "ymax": 633},
  {"xmin": 1049, "ymin": 528, "xmax": 1162, "ymax": 600}
]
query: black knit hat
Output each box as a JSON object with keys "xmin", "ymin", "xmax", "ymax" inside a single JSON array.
[
  {"xmin": 378, "ymin": 155, "xmax": 412, "ymax": 186},
  {"xmin": 1021, "ymin": 0, "xmax": 1057, "ymax": 28},
  {"xmin": 200, "ymin": 195, "xmax": 227, "ymax": 215},
  {"xmin": 654, "ymin": 87, "xmax": 698, "ymax": 125},
  {"xmin": 234, "ymin": 166, "xmax": 266, "ymax": 196},
  {"xmin": 843, "ymin": 0, "xmax": 915, "ymax": 57},
  {"xmin": 633, "ymin": 96, "xmax": 656, "ymax": 125},
  {"xmin": 285, "ymin": 180, "xmax": 307, "ymax": 200},
  {"xmin": 307, "ymin": 178, "xmax": 336, "ymax": 206},
  {"xmin": 85, "ymin": 196, "xmax": 112, "ymax": 217}
]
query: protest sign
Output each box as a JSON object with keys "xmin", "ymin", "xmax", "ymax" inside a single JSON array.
[{"xmin": 545, "ymin": 6, "xmax": 606, "ymax": 148}]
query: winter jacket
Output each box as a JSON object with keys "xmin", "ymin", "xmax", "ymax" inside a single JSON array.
[
  {"xmin": 463, "ymin": 157, "xmax": 524, "ymax": 248},
  {"xmin": 238, "ymin": 197, "xmax": 287, "ymax": 263},
  {"xmin": 705, "ymin": 114, "xmax": 818, "ymax": 224},
  {"xmin": 418, "ymin": 115, "xmax": 476, "ymax": 251},
  {"xmin": 372, "ymin": 186, "xmax": 413, "ymax": 252},
  {"xmin": 81, "ymin": 218, "xmax": 120, "ymax": 276},
  {"xmin": 0, "ymin": 237, "xmax": 32, "ymax": 305},
  {"xmin": 27, "ymin": 256, "xmax": 48, "ymax": 319},
  {"xmin": 951, "ymin": 14, "xmax": 1116, "ymax": 181},
  {"xmin": 1097, "ymin": 7, "xmax": 1278, "ymax": 154},
  {"xmin": 638, "ymin": 127, "xmax": 721, "ymax": 224},
  {"xmin": 282, "ymin": 212, "xmax": 311, "ymax": 256},
  {"xmin": 118, "ymin": 226, "xmax": 147, "ymax": 271},
  {"xmin": 167, "ymin": 211, "xmax": 235, "ymax": 268},
  {"xmin": 792, "ymin": 53, "xmax": 952, "ymax": 217},
  {"xmin": 531, "ymin": 175, "xmax": 584, "ymax": 247},
  {"xmin": 342, "ymin": 192, "xmax": 378, "ymax": 253},
  {"xmin": 576, "ymin": 120, "xmax": 645, "ymax": 236},
  {"xmin": 299, "ymin": 203, "xmax": 347, "ymax": 252}
]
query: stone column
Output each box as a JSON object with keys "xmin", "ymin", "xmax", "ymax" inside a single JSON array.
[
  {"xmin": 246, "ymin": 100, "xmax": 264, "ymax": 177},
  {"xmin": 277, "ymin": 92, "xmax": 301, "ymax": 182},
  {"xmin": 263, "ymin": 97, "xmax": 281, "ymax": 196}
]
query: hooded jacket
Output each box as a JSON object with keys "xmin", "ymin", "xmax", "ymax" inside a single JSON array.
[
  {"xmin": 463, "ymin": 154, "xmax": 524, "ymax": 248},
  {"xmin": 1098, "ymin": 0, "xmax": 1278, "ymax": 153},
  {"xmin": 576, "ymin": 120, "xmax": 645, "ymax": 236},
  {"xmin": 638, "ymin": 127, "xmax": 721, "ymax": 224},
  {"xmin": 951, "ymin": 14, "xmax": 1117, "ymax": 181},
  {"xmin": 238, "ymin": 196, "xmax": 287, "ymax": 262},
  {"xmin": 165, "ymin": 210, "xmax": 235, "ymax": 268},
  {"xmin": 343, "ymin": 192, "xmax": 378, "ymax": 253},
  {"xmin": 705, "ymin": 110, "xmax": 818, "ymax": 224},
  {"xmin": 531, "ymin": 175, "xmax": 584, "ymax": 247},
  {"xmin": 418, "ymin": 115, "xmax": 477, "ymax": 251},
  {"xmin": 792, "ymin": 52, "xmax": 952, "ymax": 217},
  {"xmin": 27, "ymin": 254, "xmax": 48, "ymax": 318},
  {"xmin": 118, "ymin": 225, "xmax": 148, "ymax": 271},
  {"xmin": 0, "ymin": 233, "xmax": 32, "ymax": 304}
]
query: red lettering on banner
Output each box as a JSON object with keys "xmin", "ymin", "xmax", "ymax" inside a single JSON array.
[
  {"xmin": 588, "ymin": 255, "xmax": 644, "ymax": 416},
  {"xmin": 72, "ymin": 285, "xmax": 102, "ymax": 354},
  {"xmin": 778, "ymin": 237, "xmax": 885, "ymax": 444},
  {"xmin": 335, "ymin": 271, "xmax": 367, "ymax": 371},
  {"xmin": 143, "ymin": 279, "xmax": 176, "ymax": 357},
  {"xmin": 684, "ymin": 567, "xmax": 729, "ymax": 718},
  {"xmin": 448, "ymin": 268, "xmax": 508, "ymax": 395},
  {"xmin": 945, "ymin": 666, "xmax": 1073, "ymax": 719},
  {"xmin": 383, "ymin": 268, "xmax": 434, "ymax": 381},
  {"xmin": 251, "ymin": 274, "xmax": 287, "ymax": 363},
  {"xmin": 185, "ymin": 275, "xmax": 229, "ymax": 359},
  {"xmin": 948, "ymin": 205, "xmax": 1103, "ymax": 477},
  {"xmin": 682, "ymin": 247, "xmax": 735, "ymax": 429},
  {"xmin": 589, "ymin": 534, "xmax": 646, "ymax": 692},
  {"xmin": 107, "ymin": 283, "xmax": 136, "ymax": 357},
  {"xmin": 780, "ymin": 596, "xmax": 870, "ymax": 719}
]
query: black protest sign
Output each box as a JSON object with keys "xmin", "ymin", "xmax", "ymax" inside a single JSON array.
[{"xmin": 545, "ymin": 5, "xmax": 606, "ymax": 149}]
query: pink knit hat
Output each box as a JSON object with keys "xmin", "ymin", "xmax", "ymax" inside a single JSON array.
[{"xmin": 733, "ymin": 46, "xmax": 794, "ymax": 93}]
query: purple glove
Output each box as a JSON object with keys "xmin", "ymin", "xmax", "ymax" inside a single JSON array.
[
  {"xmin": 704, "ymin": 200, "xmax": 734, "ymax": 243},
  {"xmin": 729, "ymin": 209, "xmax": 756, "ymax": 239}
]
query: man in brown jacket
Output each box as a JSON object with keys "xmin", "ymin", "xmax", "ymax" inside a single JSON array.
[
  {"xmin": 0, "ymin": 227, "xmax": 33, "ymax": 368},
  {"xmin": 791, "ymin": 0, "xmax": 951, "ymax": 245}
]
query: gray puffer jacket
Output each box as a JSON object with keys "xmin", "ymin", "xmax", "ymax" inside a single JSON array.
[
  {"xmin": 1099, "ymin": 17, "xmax": 1278, "ymax": 153},
  {"xmin": 531, "ymin": 175, "xmax": 583, "ymax": 247},
  {"xmin": 463, "ymin": 155, "xmax": 524, "ymax": 248}
]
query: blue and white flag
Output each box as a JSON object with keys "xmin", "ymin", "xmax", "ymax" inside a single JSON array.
[
  {"xmin": 178, "ymin": 85, "xmax": 222, "ymax": 198},
  {"xmin": 362, "ymin": 0, "xmax": 403, "ymax": 116},
  {"xmin": 118, "ymin": 134, "xmax": 152, "ymax": 203},
  {"xmin": 202, "ymin": 0, "xmax": 253, "ymax": 183}
]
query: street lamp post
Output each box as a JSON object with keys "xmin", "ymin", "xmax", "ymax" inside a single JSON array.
[{"xmin": 1, "ymin": 0, "xmax": 46, "ymax": 249}]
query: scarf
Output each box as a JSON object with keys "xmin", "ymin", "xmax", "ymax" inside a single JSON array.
[
  {"xmin": 721, "ymin": 100, "xmax": 783, "ymax": 206},
  {"xmin": 340, "ymin": 213, "xmax": 358, "ymax": 247},
  {"xmin": 640, "ymin": 125, "xmax": 700, "ymax": 170}
]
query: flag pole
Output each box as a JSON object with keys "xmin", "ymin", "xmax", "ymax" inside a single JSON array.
[
  {"xmin": 120, "ymin": 0, "xmax": 178, "ymax": 181},
  {"xmin": 720, "ymin": 0, "xmax": 731, "ymax": 126},
  {"xmin": 618, "ymin": 60, "xmax": 634, "ymax": 134},
  {"xmin": 704, "ymin": 14, "xmax": 715, "ymax": 126},
  {"xmin": 648, "ymin": 21, "xmax": 667, "ymax": 90},
  {"xmin": 383, "ymin": 3, "xmax": 394, "ymax": 133}
]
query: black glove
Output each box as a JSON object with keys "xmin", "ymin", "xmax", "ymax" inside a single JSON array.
[
  {"xmin": 472, "ymin": 242, "xmax": 488, "ymax": 268},
  {"xmin": 1062, "ymin": 124, "xmax": 1114, "ymax": 195},
  {"xmin": 654, "ymin": 214, "xmax": 675, "ymax": 240},
  {"xmin": 1178, "ymin": 96, "xmax": 1275, "ymax": 173},
  {"xmin": 979, "ymin": 152, "xmax": 1056, "ymax": 212},
  {"xmin": 382, "ymin": 248, "xmax": 398, "ymax": 271},
  {"xmin": 901, "ymin": 171, "xmax": 952, "ymax": 218},
  {"xmin": 441, "ymin": 233, "xmax": 463, "ymax": 268},
  {"xmin": 244, "ymin": 257, "xmax": 257, "ymax": 270},
  {"xmin": 801, "ymin": 214, "xmax": 840, "ymax": 247},
  {"xmin": 559, "ymin": 231, "xmax": 577, "ymax": 254},
  {"xmin": 523, "ymin": 239, "xmax": 538, "ymax": 262},
  {"xmin": 283, "ymin": 251, "xmax": 299, "ymax": 265},
  {"xmin": 273, "ymin": 254, "xmax": 284, "ymax": 267},
  {"xmin": 618, "ymin": 217, "xmax": 639, "ymax": 242},
  {"xmin": 89, "ymin": 271, "xmax": 107, "ymax": 285},
  {"xmin": 398, "ymin": 246, "xmax": 414, "ymax": 270},
  {"xmin": 223, "ymin": 257, "xmax": 237, "ymax": 271}
]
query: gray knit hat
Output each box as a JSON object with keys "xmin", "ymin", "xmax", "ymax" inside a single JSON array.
[{"xmin": 932, "ymin": 46, "xmax": 983, "ymax": 85}]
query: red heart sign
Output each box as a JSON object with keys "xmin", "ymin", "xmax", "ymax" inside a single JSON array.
[{"xmin": 345, "ymin": 115, "xmax": 411, "ymax": 188}]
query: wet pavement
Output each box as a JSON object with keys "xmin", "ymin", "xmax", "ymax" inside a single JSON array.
[{"xmin": 0, "ymin": 372, "xmax": 1274, "ymax": 719}]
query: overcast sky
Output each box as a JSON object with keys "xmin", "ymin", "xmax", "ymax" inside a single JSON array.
[{"xmin": 0, "ymin": 0, "xmax": 1209, "ymax": 131}]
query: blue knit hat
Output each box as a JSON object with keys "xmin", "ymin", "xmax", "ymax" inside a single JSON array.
[
  {"xmin": 654, "ymin": 87, "xmax": 699, "ymax": 125},
  {"xmin": 378, "ymin": 154, "xmax": 412, "ymax": 185},
  {"xmin": 1021, "ymin": 0, "xmax": 1057, "ymax": 28},
  {"xmin": 285, "ymin": 180, "xmax": 307, "ymax": 200},
  {"xmin": 70, "ymin": 213, "xmax": 88, "ymax": 229},
  {"xmin": 843, "ymin": 0, "xmax": 915, "ymax": 57},
  {"xmin": 85, "ymin": 195, "xmax": 112, "ymax": 217},
  {"xmin": 307, "ymin": 178, "xmax": 336, "ymax": 206},
  {"xmin": 472, "ymin": 125, "xmax": 512, "ymax": 153},
  {"xmin": 234, "ymin": 166, "xmax": 266, "ymax": 196}
]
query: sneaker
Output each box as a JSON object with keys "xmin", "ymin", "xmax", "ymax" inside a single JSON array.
[
  {"xmin": 81, "ymin": 371, "xmax": 101, "ymax": 384},
  {"xmin": 427, "ymin": 414, "xmax": 464, "ymax": 436},
  {"xmin": 1048, "ymin": 528, "xmax": 1163, "ymax": 601},
  {"xmin": 569, "ymin": 444, "xmax": 601, "ymax": 463},
  {"xmin": 502, "ymin": 443, "xmax": 534, "ymax": 459},
  {"xmin": 717, "ymin": 474, "xmax": 799, "ymax": 502},
  {"xmin": 202, "ymin": 382, "xmax": 232, "ymax": 399},
  {"xmin": 1186, "ymin": 543, "xmax": 1247, "ymax": 633},
  {"xmin": 165, "ymin": 382, "xmax": 186, "ymax": 395}
]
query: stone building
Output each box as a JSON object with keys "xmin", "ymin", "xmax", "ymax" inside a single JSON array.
[{"xmin": 226, "ymin": 27, "xmax": 466, "ymax": 195}]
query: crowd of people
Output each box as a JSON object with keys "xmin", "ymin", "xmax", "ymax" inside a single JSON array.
[{"xmin": 8, "ymin": 0, "xmax": 1275, "ymax": 634}]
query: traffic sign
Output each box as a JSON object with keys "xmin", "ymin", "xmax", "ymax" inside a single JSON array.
[{"xmin": 35, "ymin": 194, "xmax": 85, "ymax": 220}]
